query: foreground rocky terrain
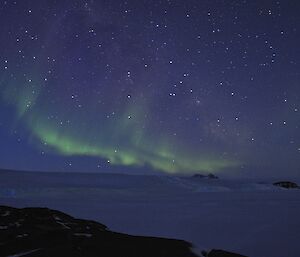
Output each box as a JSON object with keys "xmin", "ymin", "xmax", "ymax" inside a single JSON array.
[{"xmin": 0, "ymin": 205, "xmax": 247, "ymax": 257}]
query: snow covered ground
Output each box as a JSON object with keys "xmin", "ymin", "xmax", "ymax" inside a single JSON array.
[{"xmin": 1, "ymin": 170, "xmax": 300, "ymax": 257}]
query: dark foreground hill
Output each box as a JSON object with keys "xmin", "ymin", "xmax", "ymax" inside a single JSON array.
[{"xmin": 0, "ymin": 205, "xmax": 247, "ymax": 257}]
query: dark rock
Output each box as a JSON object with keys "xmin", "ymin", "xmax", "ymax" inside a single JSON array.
[
  {"xmin": 192, "ymin": 173, "xmax": 219, "ymax": 179},
  {"xmin": 273, "ymin": 181, "xmax": 299, "ymax": 189},
  {"xmin": 202, "ymin": 249, "xmax": 248, "ymax": 257},
  {"xmin": 192, "ymin": 174, "xmax": 206, "ymax": 178},
  {"xmin": 207, "ymin": 173, "xmax": 219, "ymax": 179},
  {"xmin": 0, "ymin": 205, "xmax": 198, "ymax": 257}
]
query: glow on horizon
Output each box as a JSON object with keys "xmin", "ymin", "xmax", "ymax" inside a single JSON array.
[{"xmin": 0, "ymin": 75, "xmax": 240, "ymax": 174}]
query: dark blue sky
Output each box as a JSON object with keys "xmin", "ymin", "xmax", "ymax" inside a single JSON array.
[{"xmin": 0, "ymin": 0, "xmax": 299, "ymax": 177}]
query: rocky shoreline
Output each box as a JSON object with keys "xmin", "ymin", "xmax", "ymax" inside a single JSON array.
[{"xmin": 0, "ymin": 205, "xmax": 247, "ymax": 257}]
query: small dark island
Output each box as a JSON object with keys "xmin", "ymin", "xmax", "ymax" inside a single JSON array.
[{"xmin": 273, "ymin": 181, "xmax": 299, "ymax": 189}]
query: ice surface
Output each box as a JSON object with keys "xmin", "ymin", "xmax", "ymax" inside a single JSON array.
[{"xmin": 1, "ymin": 170, "xmax": 300, "ymax": 257}]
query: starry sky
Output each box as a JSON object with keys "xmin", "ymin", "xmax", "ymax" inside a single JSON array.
[{"xmin": 0, "ymin": 0, "xmax": 299, "ymax": 177}]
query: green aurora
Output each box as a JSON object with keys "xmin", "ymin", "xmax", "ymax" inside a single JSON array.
[{"xmin": 0, "ymin": 71, "xmax": 240, "ymax": 174}]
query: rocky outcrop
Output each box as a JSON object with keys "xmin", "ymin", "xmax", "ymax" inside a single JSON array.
[
  {"xmin": 273, "ymin": 181, "xmax": 299, "ymax": 189},
  {"xmin": 202, "ymin": 249, "xmax": 248, "ymax": 257},
  {"xmin": 192, "ymin": 173, "xmax": 219, "ymax": 179},
  {"xmin": 0, "ymin": 205, "xmax": 198, "ymax": 257},
  {"xmin": 0, "ymin": 205, "xmax": 249, "ymax": 257}
]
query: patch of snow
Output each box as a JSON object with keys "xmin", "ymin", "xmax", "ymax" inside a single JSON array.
[
  {"xmin": 191, "ymin": 245, "xmax": 207, "ymax": 256},
  {"xmin": 56, "ymin": 221, "xmax": 70, "ymax": 229},
  {"xmin": 53, "ymin": 215, "xmax": 62, "ymax": 221},
  {"xmin": 16, "ymin": 234, "xmax": 28, "ymax": 238},
  {"xmin": 1, "ymin": 210, "xmax": 10, "ymax": 216},
  {"xmin": 0, "ymin": 225, "xmax": 8, "ymax": 229},
  {"xmin": 7, "ymin": 248, "xmax": 41, "ymax": 257},
  {"xmin": 73, "ymin": 233, "xmax": 93, "ymax": 238}
]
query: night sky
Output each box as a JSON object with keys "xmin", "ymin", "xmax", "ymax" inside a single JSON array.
[{"xmin": 0, "ymin": 0, "xmax": 299, "ymax": 177}]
